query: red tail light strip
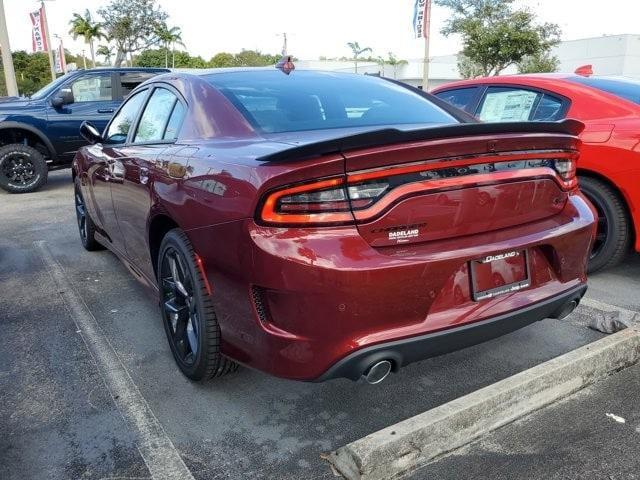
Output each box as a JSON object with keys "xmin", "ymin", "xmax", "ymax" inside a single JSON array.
[
  {"xmin": 350, "ymin": 168, "xmax": 561, "ymax": 221},
  {"xmin": 347, "ymin": 150, "xmax": 576, "ymax": 183}
]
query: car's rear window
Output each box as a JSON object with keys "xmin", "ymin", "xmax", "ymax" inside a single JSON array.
[
  {"xmin": 567, "ymin": 76, "xmax": 640, "ymax": 105},
  {"xmin": 204, "ymin": 71, "xmax": 457, "ymax": 133}
]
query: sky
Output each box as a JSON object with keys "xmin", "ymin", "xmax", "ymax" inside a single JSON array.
[{"xmin": 2, "ymin": 0, "xmax": 639, "ymax": 62}]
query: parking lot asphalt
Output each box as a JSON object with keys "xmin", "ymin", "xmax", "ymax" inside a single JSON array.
[
  {"xmin": 1, "ymin": 169, "xmax": 636, "ymax": 480},
  {"xmin": 412, "ymin": 363, "xmax": 640, "ymax": 480}
]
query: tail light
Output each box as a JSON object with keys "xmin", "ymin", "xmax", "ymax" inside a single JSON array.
[
  {"xmin": 553, "ymin": 157, "xmax": 578, "ymax": 190},
  {"xmin": 258, "ymin": 152, "xmax": 578, "ymax": 226},
  {"xmin": 259, "ymin": 177, "xmax": 354, "ymax": 225}
]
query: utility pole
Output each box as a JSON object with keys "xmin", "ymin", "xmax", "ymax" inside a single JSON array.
[
  {"xmin": 278, "ymin": 32, "xmax": 288, "ymax": 56},
  {"xmin": 421, "ymin": 0, "xmax": 432, "ymax": 91},
  {"xmin": 0, "ymin": 0, "xmax": 18, "ymax": 96},
  {"xmin": 41, "ymin": 1, "xmax": 56, "ymax": 80}
]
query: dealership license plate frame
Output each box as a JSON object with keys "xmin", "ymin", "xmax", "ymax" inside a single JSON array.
[{"xmin": 470, "ymin": 250, "xmax": 531, "ymax": 302}]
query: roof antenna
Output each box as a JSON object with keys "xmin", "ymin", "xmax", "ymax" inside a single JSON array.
[{"xmin": 276, "ymin": 55, "xmax": 295, "ymax": 75}]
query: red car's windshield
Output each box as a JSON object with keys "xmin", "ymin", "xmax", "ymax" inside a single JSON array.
[{"xmin": 205, "ymin": 70, "xmax": 457, "ymax": 133}]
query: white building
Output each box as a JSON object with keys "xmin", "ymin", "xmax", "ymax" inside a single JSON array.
[{"xmin": 298, "ymin": 34, "xmax": 640, "ymax": 90}]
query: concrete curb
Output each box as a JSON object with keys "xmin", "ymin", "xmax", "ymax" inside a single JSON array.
[
  {"xmin": 327, "ymin": 325, "xmax": 640, "ymax": 480},
  {"xmin": 580, "ymin": 297, "xmax": 640, "ymax": 332}
]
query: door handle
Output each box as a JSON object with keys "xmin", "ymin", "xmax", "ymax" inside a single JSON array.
[
  {"xmin": 98, "ymin": 108, "xmax": 114, "ymax": 113},
  {"xmin": 140, "ymin": 167, "xmax": 149, "ymax": 185}
]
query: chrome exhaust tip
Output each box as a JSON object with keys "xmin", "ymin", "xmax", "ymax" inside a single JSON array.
[
  {"xmin": 554, "ymin": 299, "xmax": 579, "ymax": 320},
  {"xmin": 363, "ymin": 360, "xmax": 392, "ymax": 384}
]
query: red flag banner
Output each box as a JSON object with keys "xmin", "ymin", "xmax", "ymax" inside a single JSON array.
[
  {"xmin": 413, "ymin": 0, "xmax": 432, "ymax": 39},
  {"xmin": 30, "ymin": 7, "xmax": 49, "ymax": 52}
]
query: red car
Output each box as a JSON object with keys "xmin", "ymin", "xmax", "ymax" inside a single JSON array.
[
  {"xmin": 433, "ymin": 74, "xmax": 640, "ymax": 272},
  {"xmin": 72, "ymin": 69, "xmax": 595, "ymax": 384}
]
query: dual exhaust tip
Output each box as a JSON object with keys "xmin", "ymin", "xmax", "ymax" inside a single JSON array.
[
  {"xmin": 363, "ymin": 360, "xmax": 393, "ymax": 384},
  {"xmin": 553, "ymin": 299, "xmax": 579, "ymax": 320}
]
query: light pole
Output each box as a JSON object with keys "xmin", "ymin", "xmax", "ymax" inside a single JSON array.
[
  {"xmin": 0, "ymin": 0, "xmax": 18, "ymax": 96},
  {"xmin": 41, "ymin": 0, "xmax": 56, "ymax": 80}
]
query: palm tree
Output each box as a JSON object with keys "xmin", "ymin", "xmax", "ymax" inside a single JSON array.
[
  {"xmin": 386, "ymin": 52, "xmax": 408, "ymax": 79},
  {"xmin": 69, "ymin": 10, "xmax": 104, "ymax": 68},
  {"xmin": 157, "ymin": 25, "xmax": 186, "ymax": 68},
  {"xmin": 347, "ymin": 41, "xmax": 372, "ymax": 73},
  {"xmin": 96, "ymin": 44, "xmax": 114, "ymax": 65}
]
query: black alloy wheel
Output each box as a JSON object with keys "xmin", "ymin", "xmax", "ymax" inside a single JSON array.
[
  {"xmin": 158, "ymin": 229, "xmax": 239, "ymax": 380},
  {"xmin": 0, "ymin": 144, "xmax": 48, "ymax": 193},
  {"xmin": 579, "ymin": 175, "xmax": 631, "ymax": 273},
  {"xmin": 74, "ymin": 178, "xmax": 102, "ymax": 251},
  {"xmin": 161, "ymin": 247, "xmax": 201, "ymax": 367}
]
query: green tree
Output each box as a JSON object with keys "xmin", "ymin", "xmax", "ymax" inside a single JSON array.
[
  {"xmin": 517, "ymin": 51, "xmax": 559, "ymax": 73},
  {"xmin": 68, "ymin": 9, "xmax": 104, "ymax": 68},
  {"xmin": 209, "ymin": 52, "xmax": 236, "ymax": 68},
  {"xmin": 234, "ymin": 50, "xmax": 279, "ymax": 67},
  {"xmin": 96, "ymin": 44, "xmax": 115, "ymax": 65},
  {"xmin": 134, "ymin": 49, "xmax": 206, "ymax": 69},
  {"xmin": 10, "ymin": 51, "xmax": 51, "ymax": 95},
  {"xmin": 347, "ymin": 41, "xmax": 372, "ymax": 73},
  {"xmin": 436, "ymin": 0, "xmax": 560, "ymax": 77},
  {"xmin": 98, "ymin": 0, "xmax": 168, "ymax": 67},
  {"xmin": 156, "ymin": 25, "xmax": 185, "ymax": 68},
  {"xmin": 384, "ymin": 52, "xmax": 408, "ymax": 79}
]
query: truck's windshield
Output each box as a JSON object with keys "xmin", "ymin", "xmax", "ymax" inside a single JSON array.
[{"xmin": 29, "ymin": 73, "xmax": 72, "ymax": 100}]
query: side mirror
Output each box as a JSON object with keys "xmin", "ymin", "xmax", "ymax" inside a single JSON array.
[
  {"xmin": 51, "ymin": 88, "xmax": 73, "ymax": 109},
  {"xmin": 80, "ymin": 121, "xmax": 103, "ymax": 144}
]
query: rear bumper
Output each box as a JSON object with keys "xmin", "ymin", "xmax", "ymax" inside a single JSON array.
[
  {"xmin": 314, "ymin": 284, "xmax": 587, "ymax": 382},
  {"xmin": 187, "ymin": 193, "xmax": 596, "ymax": 381}
]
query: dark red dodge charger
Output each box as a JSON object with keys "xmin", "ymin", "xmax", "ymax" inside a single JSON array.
[{"xmin": 72, "ymin": 69, "xmax": 596, "ymax": 384}]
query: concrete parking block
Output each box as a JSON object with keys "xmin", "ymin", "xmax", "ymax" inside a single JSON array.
[{"xmin": 327, "ymin": 321, "xmax": 640, "ymax": 480}]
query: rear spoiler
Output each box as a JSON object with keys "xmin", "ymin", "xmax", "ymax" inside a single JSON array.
[{"xmin": 257, "ymin": 119, "xmax": 584, "ymax": 163}]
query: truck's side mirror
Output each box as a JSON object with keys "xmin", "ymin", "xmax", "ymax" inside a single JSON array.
[
  {"xmin": 80, "ymin": 121, "xmax": 103, "ymax": 144},
  {"xmin": 51, "ymin": 88, "xmax": 74, "ymax": 109}
]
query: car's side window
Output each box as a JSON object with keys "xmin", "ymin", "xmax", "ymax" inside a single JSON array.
[
  {"xmin": 476, "ymin": 87, "xmax": 566, "ymax": 122},
  {"xmin": 530, "ymin": 94, "xmax": 565, "ymax": 121},
  {"xmin": 119, "ymin": 72, "xmax": 161, "ymax": 98},
  {"xmin": 477, "ymin": 87, "xmax": 540, "ymax": 122},
  {"xmin": 104, "ymin": 89, "xmax": 148, "ymax": 144},
  {"xmin": 433, "ymin": 87, "xmax": 480, "ymax": 114},
  {"xmin": 70, "ymin": 73, "xmax": 113, "ymax": 103},
  {"xmin": 134, "ymin": 88, "xmax": 184, "ymax": 143}
]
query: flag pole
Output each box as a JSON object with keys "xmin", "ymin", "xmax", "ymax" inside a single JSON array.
[
  {"xmin": 421, "ymin": 0, "xmax": 432, "ymax": 91},
  {"xmin": 41, "ymin": 1, "xmax": 56, "ymax": 80}
]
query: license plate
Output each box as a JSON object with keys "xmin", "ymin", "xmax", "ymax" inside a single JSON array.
[{"xmin": 470, "ymin": 250, "xmax": 530, "ymax": 301}]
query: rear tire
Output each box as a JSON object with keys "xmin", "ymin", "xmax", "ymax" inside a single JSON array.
[
  {"xmin": 74, "ymin": 178, "xmax": 103, "ymax": 251},
  {"xmin": 579, "ymin": 175, "xmax": 631, "ymax": 273},
  {"xmin": 0, "ymin": 144, "xmax": 48, "ymax": 193},
  {"xmin": 158, "ymin": 229, "xmax": 239, "ymax": 381}
]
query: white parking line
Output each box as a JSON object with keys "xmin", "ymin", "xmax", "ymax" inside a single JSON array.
[{"xmin": 35, "ymin": 241, "xmax": 195, "ymax": 480}]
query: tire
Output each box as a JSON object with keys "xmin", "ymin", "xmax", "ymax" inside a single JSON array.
[
  {"xmin": 157, "ymin": 229, "xmax": 239, "ymax": 381},
  {"xmin": 0, "ymin": 144, "xmax": 48, "ymax": 193},
  {"xmin": 74, "ymin": 178, "xmax": 103, "ymax": 251},
  {"xmin": 580, "ymin": 175, "xmax": 631, "ymax": 273}
]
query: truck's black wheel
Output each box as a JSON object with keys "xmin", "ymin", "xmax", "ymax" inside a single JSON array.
[{"xmin": 0, "ymin": 144, "xmax": 48, "ymax": 193}]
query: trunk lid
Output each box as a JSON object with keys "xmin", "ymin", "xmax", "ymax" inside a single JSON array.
[{"xmin": 340, "ymin": 125, "xmax": 581, "ymax": 247}]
